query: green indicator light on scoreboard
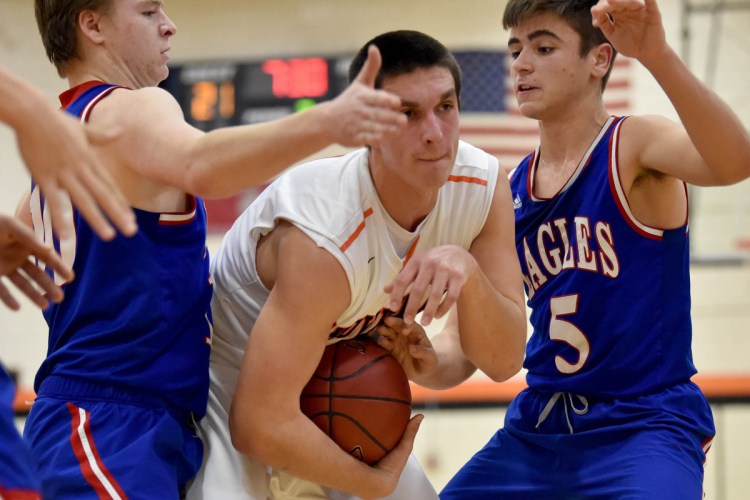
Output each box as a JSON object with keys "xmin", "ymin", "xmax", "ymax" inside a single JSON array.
[{"xmin": 294, "ymin": 98, "xmax": 317, "ymax": 113}]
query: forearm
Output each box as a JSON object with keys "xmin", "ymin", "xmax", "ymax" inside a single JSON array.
[
  {"xmin": 414, "ymin": 328, "xmax": 477, "ymax": 390},
  {"xmin": 455, "ymin": 272, "xmax": 526, "ymax": 382},
  {"xmin": 183, "ymin": 101, "xmax": 340, "ymax": 198},
  {"xmin": 233, "ymin": 410, "xmax": 385, "ymax": 498},
  {"xmin": 0, "ymin": 68, "xmax": 55, "ymax": 133},
  {"xmin": 644, "ymin": 46, "xmax": 750, "ymax": 184}
]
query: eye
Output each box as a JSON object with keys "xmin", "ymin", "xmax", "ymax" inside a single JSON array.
[{"xmin": 538, "ymin": 46, "xmax": 554, "ymax": 55}]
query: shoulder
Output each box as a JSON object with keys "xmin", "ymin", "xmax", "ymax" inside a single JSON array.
[
  {"xmin": 90, "ymin": 86, "xmax": 182, "ymax": 121},
  {"xmin": 455, "ymin": 140, "xmax": 499, "ymax": 171}
]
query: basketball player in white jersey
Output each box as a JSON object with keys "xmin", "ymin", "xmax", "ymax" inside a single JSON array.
[{"xmin": 187, "ymin": 30, "xmax": 527, "ymax": 499}]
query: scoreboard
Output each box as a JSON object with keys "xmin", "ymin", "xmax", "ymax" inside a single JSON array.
[
  {"xmin": 160, "ymin": 55, "xmax": 353, "ymax": 131},
  {"xmin": 160, "ymin": 50, "xmax": 507, "ymax": 131}
]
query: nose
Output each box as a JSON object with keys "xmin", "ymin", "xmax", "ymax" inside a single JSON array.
[
  {"xmin": 510, "ymin": 49, "xmax": 531, "ymax": 75},
  {"xmin": 421, "ymin": 111, "xmax": 443, "ymax": 144},
  {"xmin": 161, "ymin": 13, "xmax": 177, "ymax": 38}
]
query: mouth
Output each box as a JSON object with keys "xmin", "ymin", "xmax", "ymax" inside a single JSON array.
[
  {"xmin": 516, "ymin": 83, "xmax": 537, "ymax": 93},
  {"xmin": 417, "ymin": 153, "xmax": 448, "ymax": 163}
]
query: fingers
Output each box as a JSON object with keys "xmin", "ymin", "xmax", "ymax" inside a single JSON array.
[
  {"xmin": 0, "ymin": 281, "xmax": 21, "ymax": 310},
  {"xmin": 62, "ymin": 168, "xmax": 137, "ymax": 240},
  {"xmin": 354, "ymin": 45, "xmax": 382, "ymax": 88},
  {"xmin": 76, "ymin": 125, "xmax": 137, "ymax": 238},
  {"xmin": 1, "ymin": 216, "xmax": 74, "ymax": 283},
  {"xmin": 6, "ymin": 268, "xmax": 51, "ymax": 309},
  {"xmin": 41, "ymin": 185, "xmax": 75, "ymax": 241},
  {"xmin": 21, "ymin": 260, "xmax": 65, "ymax": 302}
]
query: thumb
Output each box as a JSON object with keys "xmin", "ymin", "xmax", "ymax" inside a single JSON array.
[
  {"xmin": 400, "ymin": 414, "xmax": 424, "ymax": 448},
  {"xmin": 353, "ymin": 45, "xmax": 382, "ymax": 88}
]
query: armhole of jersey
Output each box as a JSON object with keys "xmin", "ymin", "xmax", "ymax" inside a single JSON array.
[
  {"xmin": 79, "ymin": 86, "xmax": 122, "ymax": 123},
  {"xmin": 607, "ymin": 117, "xmax": 666, "ymax": 240}
]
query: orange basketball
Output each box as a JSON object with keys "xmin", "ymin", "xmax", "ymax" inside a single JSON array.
[{"xmin": 300, "ymin": 336, "xmax": 412, "ymax": 465}]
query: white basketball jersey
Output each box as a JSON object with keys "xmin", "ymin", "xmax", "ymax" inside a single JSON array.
[{"xmin": 187, "ymin": 141, "xmax": 498, "ymax": 499}]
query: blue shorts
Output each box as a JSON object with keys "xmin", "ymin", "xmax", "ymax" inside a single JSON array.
[
  {"xmin": 440, "ymin": 381, "xmax": 715, "ymax": 500},
  {"xmin": 0, "ymin": 367, "xmax": 42, "ymax": 499},
  {"xmin": 23, "ymin": 377, "xmax": 203, "ymax": 499}
]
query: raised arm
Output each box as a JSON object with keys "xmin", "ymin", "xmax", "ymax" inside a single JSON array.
[
  {"xmin": 591, "ymin": 0, "xmax": 750, "ymax": 186},
  {"xmin": 0, "ymin": 66, "xmax": 136, "ymax": 240}
]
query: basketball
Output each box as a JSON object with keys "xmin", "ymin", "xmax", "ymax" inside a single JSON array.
[{"xmin": 300, "ymin": 336, "xmax": 412, "ymax": 465}]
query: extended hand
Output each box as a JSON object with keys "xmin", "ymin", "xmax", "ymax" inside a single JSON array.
[
  {"xmin": 16, "ymin": 106, "xmax": 137, "ymax": 241},
  {"xmin": 0, "ymin": 214, "xmax": 73, "ymax": 310},
  {"xmin": 385, "ymin": 245, "xmax": 478, "ymax": 326},
  {"xmin": 326, "ymin": 45, "xmax": 406, "ymax": 147}
]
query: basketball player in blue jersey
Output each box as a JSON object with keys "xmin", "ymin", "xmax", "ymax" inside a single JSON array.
[
  {"xmin": 18, "ymin": 0, "xmax": 407, "ymax": 497},
  {"xmin": 1, "ymin": 66, "xmax": 139, "ymax": 499},
  {"xmin": 186, "ymin": 30, "xmax": 526, "ymax": 499},
  {"xmin": 431, "ymin": 0, "xmax": 750, "ymax": 498}
]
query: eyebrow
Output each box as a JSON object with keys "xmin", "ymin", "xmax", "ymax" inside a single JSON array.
[
  {"xmin": 400, "ymin": 89, "xmax": 457, "ymax": 108},
  {"xmin": 508, "ymin": 29, "xmax": 562, "ymax": 47}
]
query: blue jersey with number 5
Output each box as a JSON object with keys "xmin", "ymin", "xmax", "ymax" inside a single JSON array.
[{"xmin": 509, "ymin": 116, "xmax": 695, "ymax": 398}]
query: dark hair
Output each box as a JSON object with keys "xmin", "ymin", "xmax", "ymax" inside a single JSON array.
[
  {"xmin": 503, "ymin": 0, "xmax": 616, "ymax": 89},
  {"xmin": 348, "ymin": 30, "xmax": 462, "ymax": 105},
  {"xmin": 35, "ymin": 0, "xmax": 113, "ymax": 77}
]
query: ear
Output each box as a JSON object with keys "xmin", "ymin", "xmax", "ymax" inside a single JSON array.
[
  {"xmin": 591, "ymin": 43, "xmax": 614, "ymax": 80},
  {"xmin": 77, "ymin": 10, "xmax": 106, "ymax": 45}
]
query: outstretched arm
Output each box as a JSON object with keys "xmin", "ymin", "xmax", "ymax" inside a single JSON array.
[
  {"xmin": 0, "ymin": 66, "xmax": 136, "ymax": 240},
  {"xmin": 0, "ymin": 214, "xmax": 73, "ymax": 310},
  {"xmin": 95, "ymin": 45, "xmax": 407, "ymax": 200},
  {"xmin": 591, "ymin": 0, "xmax": 750, "ymax": 186}
]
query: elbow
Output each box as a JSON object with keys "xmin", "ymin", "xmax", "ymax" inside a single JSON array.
[
  {"xmin": 229, "ymin": 406, "xmax": 276, "ymax": 462},
  {"xmin": 182, "ymin": 159, "xmax": 224, "ymax": 199},
  {"xmin": 483, "ymin": 355, "xmax": 524, "ymax": 383},
  {"xmin": 469, "ymin": 326, "xmax": 527, "ymax": 383}
]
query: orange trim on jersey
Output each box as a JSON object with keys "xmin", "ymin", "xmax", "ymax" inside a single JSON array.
[
  {"xmin": 402, "ymin": 235, "xmax": 421, "ymax": 267},
  {"xmin": 447, "ymin": 175, "xmax": 488, "ymax": 186},
  {"xmin": 67, "ymin": 403, "xmax": 128, "ymax": 499},
  {"xmin": 340, "ymin": 208, "xmax": 374, "ymax": 252},
  {"xmin": 0, "ymin": 487, "xmax": 42, "ymax": 500}
]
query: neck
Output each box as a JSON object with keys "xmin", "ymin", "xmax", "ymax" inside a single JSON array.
[
  {"xmin": 537, "ymin": 105, "xmax": 610, "ymax": 171},
  {"xmin": 368, "ymin": 159, "xmax": 436, "ymax": 233}
]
